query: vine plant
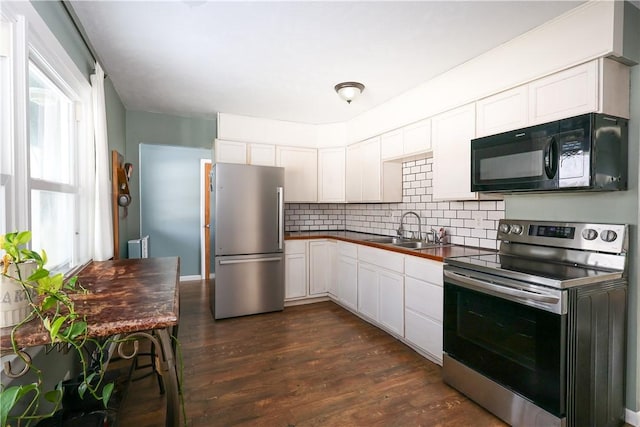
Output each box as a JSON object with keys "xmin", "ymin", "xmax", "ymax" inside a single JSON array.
[{"xmin": 0, "ymin": 231, "xmax": 113, "ymax": 427}]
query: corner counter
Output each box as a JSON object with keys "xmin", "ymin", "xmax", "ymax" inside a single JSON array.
[{"xmin": 285, "ymin": 230, "xmax": 495, "ymax": 261}]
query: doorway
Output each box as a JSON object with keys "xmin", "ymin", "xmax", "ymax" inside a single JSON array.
[{"xmin": 201, "ymin": 160, "xmax": 213, "ymax": 279}]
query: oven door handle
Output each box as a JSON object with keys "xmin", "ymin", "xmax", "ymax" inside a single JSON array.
[{"xmin": 444, "ymin": 270, "xmax": 560, "ymax": 305}]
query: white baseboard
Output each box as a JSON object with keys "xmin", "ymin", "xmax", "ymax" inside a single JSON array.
[
  {"xmin": 180, "ymin": 275, "xmax": 202, "ymax": 282},
  {"xmin": 627, "ymin": 408, "xmax": 640, "ymax": 426}
]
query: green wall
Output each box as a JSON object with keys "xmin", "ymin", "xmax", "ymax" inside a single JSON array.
[
  {"xmin": 505, "ymin": 66, "xmax": 640, "ymax": 412},
  {"xmin": 104, "ymin": 78, "xmax": 127, "ymax": 256},
  {"xmin": 30, "ymin": 1, "xmax": 93, "ymax": 80},
  {"xmin": 125, "ymin": 110, "xmax": 216, "ymax": 242}
]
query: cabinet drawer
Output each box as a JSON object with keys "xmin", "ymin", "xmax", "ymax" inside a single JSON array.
[
  {"xmin": 358, "ymin": 245, "xmax": 404, "ymax": 273},
  {"xmin": 405, "ymin": 277, "xmax": 443, "ymax": 321},
  {"xmin": 285, "ymin": 240, "xmax": 306, "ymax": 254},
  {"xmin": 405, "ymin": 310, "xmax": 443, "ymax": 364},
  {"xmin": 337, "ymin": 241, "xmax": 358, "ymax": 259},
  {"xmin": 404, "ymin": 256, "xmax": 443, "ymax": 285}
]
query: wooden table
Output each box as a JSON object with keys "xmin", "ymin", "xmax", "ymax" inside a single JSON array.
[{"xmin": 0, "ymin": 257, "xmax": 181, "ymax": 427}]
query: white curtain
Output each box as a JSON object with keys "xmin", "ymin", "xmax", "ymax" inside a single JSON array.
[{"xmin": 91, "ymin": 62, "xmax": 114, "ymax": 261}]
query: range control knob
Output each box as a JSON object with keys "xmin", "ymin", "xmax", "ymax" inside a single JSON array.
[
  {"xmin": 601, "ymin": 230, "xmax": 618, "ymax": 242},
  {"xmin": 511, "ymin": 224, "xmax": 524, "ymax": 235},
  {"xmin": 499, "ymin": 223, "xmax": 511, "ymax": 234},
  {"xmin": 582, "ymin": 229, "xmax": 598, "ymax": 241}
]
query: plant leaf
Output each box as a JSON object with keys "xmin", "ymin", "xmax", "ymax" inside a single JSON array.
[
  {"xmin": 28, "ymin": 268, "xmax": 49, "ymax": 281},
  {"xmin": 44, "ymin": 388, "xmax": 63, "ymax": 404},
  {"xmin": 0, "ymin": 383, "xmax": 38, "ymax": 426},
  {"xmin": 49, "ymin": 316, "xmax": 67, "ymax": 341},
  {"xmin": 41, "ymin": 295, "xmax": 57, "ymax": 310},
  {"xmin": 15, "ymin": 231, "xmax": 32, "ymax": 246},
  {"xmin": 63, "ymin": 321, "xmax": 87, "ymax": 340},
  {"xmin": 102, "ymin": 382, "xmax": 114, "ymax": 408}
]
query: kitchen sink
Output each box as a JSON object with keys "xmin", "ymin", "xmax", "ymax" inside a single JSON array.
[
  {"xmin": 365, "ymin": 237, "xmax": 406, "ymax": 244},
  {"xmin": 365, "ymin": 237, "xmax": 451, "ymax": 250},
  {"xmin": 393, "ymin": 241, "xmax": 440, "ymax": 249}
]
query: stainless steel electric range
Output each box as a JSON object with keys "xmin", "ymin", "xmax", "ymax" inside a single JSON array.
[{"xmin": 443, "ymin": 219, "xmax": 628, "ymax": 427}]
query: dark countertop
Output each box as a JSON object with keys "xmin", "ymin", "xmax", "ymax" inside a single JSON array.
[
  {"xmin": 285, "ymin": 231, "xmax": 495, "ymax": 262},
  {"xmin": 0, "ymin": 257, "xmax": 180, "ymax": 350}
]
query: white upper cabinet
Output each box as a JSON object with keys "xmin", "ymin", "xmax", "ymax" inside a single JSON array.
[
  {"xmin": 528, "ymin": 60, "xmax": 598, "ymax": 126},
  {"xmin": 346, "ymin": 137, "xmax": 402, "ymax": 203},
  {"xmin": 248, "ymin": 143, "xmax": 276, "ymax": 166},
  {"xmin": 431, "ymin": 103, "xmax": 477, "ymax": 201},
  {"xmin": 361, "ymin": 137, "xmax": 382, "ymax": 202},
  {"xmin": 476, "ymin": 86, "xmax": 529, "ymax": 138},
  {"xmin": 380, "ymin": 130, "xmax": 403, "ymax": 160},
  {"xmin": 214, "ymin": 139, "xmax": 247, "ymax": 164},
  {"xmin": 476, "ymin": 58, "xmax": 630, "ymax": 139},
  {"xmin": 380, "ymin": 119, "xmax": 431, "ymax": 161},
  {"xmin": 318, "ymin": 147, "xmax": 345, "ymax": 203},
  {"xmin": 403, "ymin": 119, "xmax": 432, "ymax": 156},
  {"xmin": 345, "ymin": 144, "xmax": 363, "ymax": 202},
  {"xmin": 276, "ymin": 146, "xmax": 318, "ymax": 203}
]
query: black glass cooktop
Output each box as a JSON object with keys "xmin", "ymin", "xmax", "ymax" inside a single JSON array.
[{"xmin": 446, "ymin": 253, "xmax": 623, "ymax": 289}]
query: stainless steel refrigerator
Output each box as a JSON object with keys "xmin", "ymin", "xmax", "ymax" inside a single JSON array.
[{"xmin": 211, "ymin": 163, "xmax": 285, "ymax": 319}]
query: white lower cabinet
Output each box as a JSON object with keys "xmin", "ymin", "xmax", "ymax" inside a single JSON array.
[
  {"xmin": 337, "ymin": 242, "xmax": 358, "ymax": 310},
  {"xmin": 378, "ymin": 269, "xmax": 404, "ymax": 336},
  {"xmin": 404, "ymin": 256, "xmax": 444, "ymax": 364},
  {"xmin": 357, "ymin": 246, "xmax": 404, "ymax": 336},
  {"xmin": 285, "ymin": 240, "xmax": 307, "ymax": 300},
  {"xmin": 357, "ymin": 263, "xmax": 379, "ymax": 322},
  {"xmin": 309, "ymin": 240, "xmax": 335, "ymax": 296}
]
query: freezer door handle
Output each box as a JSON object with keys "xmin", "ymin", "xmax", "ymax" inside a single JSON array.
[
  {"xmin": 277, "ymin": 186, "xmax": 284, "ymax": 250},
  {"xmin": 218, "ymin": 257, "xmax": 282, "ymax": 265}
]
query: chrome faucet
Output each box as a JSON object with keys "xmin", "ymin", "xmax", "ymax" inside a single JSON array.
[{"xmin": 397, "ymin": 211, "xmax": 422, "ymax": 240}]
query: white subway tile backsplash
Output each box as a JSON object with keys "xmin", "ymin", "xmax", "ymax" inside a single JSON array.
[{"xmin": 284, "ymin": 157, "xmax": 505, "ymax": 249}]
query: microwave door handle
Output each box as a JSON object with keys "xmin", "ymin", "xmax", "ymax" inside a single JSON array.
[{"xmin": 544, "ymin": 137, "xmax": 558, "ymax": 179}]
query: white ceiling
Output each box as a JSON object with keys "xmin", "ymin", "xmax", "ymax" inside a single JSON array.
[{"xmin": 70, "ymin": 1, "xmax": 586, "ymax": 125}]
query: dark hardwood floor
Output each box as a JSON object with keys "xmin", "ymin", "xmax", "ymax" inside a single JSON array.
[{"xmin": 118, "ymin": 280, "xmax": 505, "ymax": 426}]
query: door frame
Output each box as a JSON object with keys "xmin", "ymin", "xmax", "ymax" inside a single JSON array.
[{"xmin": 200, "ymin": 159, "xmax": 213, "ymax": 279}]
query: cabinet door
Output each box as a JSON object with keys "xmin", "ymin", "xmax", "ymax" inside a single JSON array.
[
  {"xmin": 215, "ymin": 140, "xmax": 247, "ymax": 164},
  {"xmin": 378, "ymin": 270, "xmax": 404, "ymax": 336},
  {"xmin": 337, "ymin": 255, "xmax": 358, "ymax": 311},
  {"xmin": 276, "ymin": 146, "xmax": 318, "ymax": 202},
  {"xmin": 405, "ymin": 310, "xmax": 443, "ymax": 365},
  {"xmin": 318, "ymin": 147, "xmax": 346, "ymax": 202},
  {"xmin": 361, "ymin": 137, "xmax": 381, "ymax": 202},
  {"xmin": 357, "ymin": 263, "xmax": 378, "ymax": 322},
  {"xmin": 476, "ymin": 85, "xmax": 528, "ymax": 137},
  {"xmin": 403, "ymin": 119, "xmax": 431, "ymax": 155},
  {"xmin": 529, "ymin": 60, "xmax": 598, "ymax": 125},
  {"xmin": 405, "ymin": 277, "xmax": 443, "ymax": 322},
  {"xmin": 346, "ymin": 143, "xmax": 362, "ymax": 202},
  {"xmin": 309, "ymin": 240, "xmax": 330, "ymax": 296},
  {"xmin": 285, "ymin": 252, "xmax": 307, "ymax": 299},
  {"xmin": 248, "ymin": 143, "xmax": 276, "ymax": 166},
  {"xmin": 431, "ymin": 103, "xmax": 477, "ymax": 201},
  {"xmin": 381, "ymin": 130, "xmax": 403, "ymax": 160},
  {"xmin": 327, "ymin": 241, "xmax": 338, "ymax": 297}
]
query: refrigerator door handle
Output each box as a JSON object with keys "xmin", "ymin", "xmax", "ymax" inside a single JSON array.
[
  {"xmin": 277, "ymin": 186, "xmax": 284, "ymax": 250},
  {"xmin": 218, "ymin": 257, "xmax": 282, "ymax": 265}
]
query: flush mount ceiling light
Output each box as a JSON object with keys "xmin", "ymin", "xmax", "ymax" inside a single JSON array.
[{"xmin": 334, "ymin": 81, "xmax": 365, "ymax": 104}]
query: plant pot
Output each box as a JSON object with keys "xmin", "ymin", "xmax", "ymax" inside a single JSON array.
[{"xmin": 0, "ymin": 261, "xmax": 35, "ymax": 327}]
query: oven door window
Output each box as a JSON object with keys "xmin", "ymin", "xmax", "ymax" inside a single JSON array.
[{"xmin": 444, "ymin": 283, "xmax": 566, "ymax": 417}]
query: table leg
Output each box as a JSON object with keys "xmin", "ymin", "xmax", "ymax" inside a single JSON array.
[{"xmin": 155, "ymin": 328, "xmax": 181, "ymax": 427}]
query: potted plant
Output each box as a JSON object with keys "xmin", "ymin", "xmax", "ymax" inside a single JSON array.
[{"xmin": 0, "ymin": 231, "xmax": 114, "ymax": 427}]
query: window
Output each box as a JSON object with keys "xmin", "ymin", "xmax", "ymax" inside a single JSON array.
[
  {"xmin": 0, "ymin": 17, "xmax": 13, "ymax": 236},
  {"xmin": 1, "ymin": 3, "xmax": 94, "ymax": 273},
  {"xmin": 28, "ymin": 61, "xmax": 78, "ymax": 271}
]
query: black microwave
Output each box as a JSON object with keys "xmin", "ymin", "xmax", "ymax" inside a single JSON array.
[{"xmin": 471, "ymin": 113, "xmax": 628, "ymax": 193}]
